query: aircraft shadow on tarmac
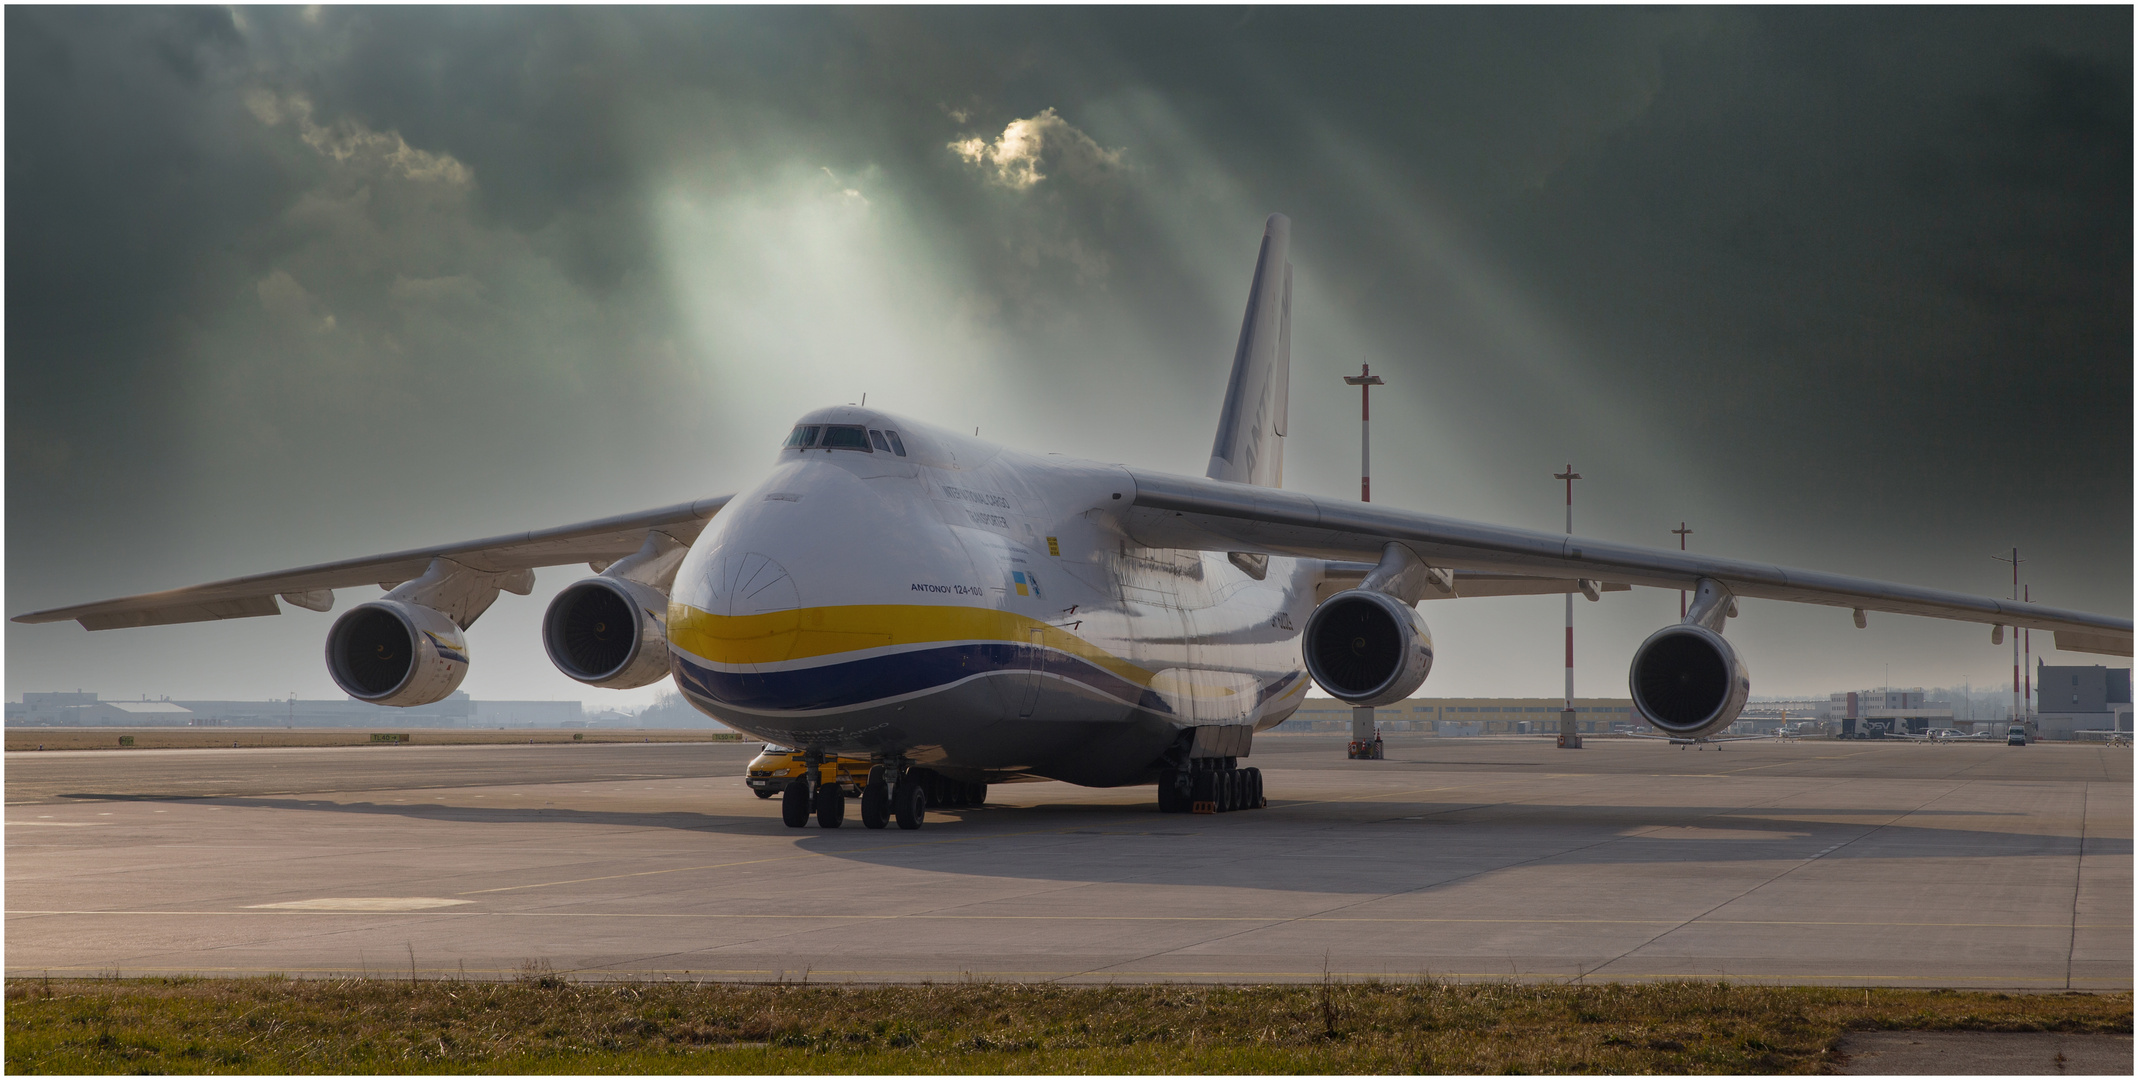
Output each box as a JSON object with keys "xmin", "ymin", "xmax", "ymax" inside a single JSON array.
[{"xmin": 55, "ymin": 792, "xmax": 2126, "ymax": 895}]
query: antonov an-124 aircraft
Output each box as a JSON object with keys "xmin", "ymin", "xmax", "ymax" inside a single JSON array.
[{"xmin": 17, "ymin": 215, "xmax": 2132, "ymax": 830}]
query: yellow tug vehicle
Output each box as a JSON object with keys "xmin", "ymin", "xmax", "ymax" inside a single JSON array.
[
  {"xmin": 744, "ymin": 745, "xmax": 871, "ymax": 799},
  {"xmin": 745, "ymin": 744, "xmax": 990, "ymax": 830}
]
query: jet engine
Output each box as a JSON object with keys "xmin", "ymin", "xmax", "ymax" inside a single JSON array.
[
  {"xmin": 325, "ymin": 600, "xmax": 470, "ymax": 707},
  {"xmin": 542, "ymin": 576, "xmax": 672, "ymax": 689},
  {"xmin": 1627, "ymin": 624, "xmax": 1751, "ymax": 738},
  {"xmin": 1302, "ymin": 588, "xmax": 1434, "ymax": 706}
]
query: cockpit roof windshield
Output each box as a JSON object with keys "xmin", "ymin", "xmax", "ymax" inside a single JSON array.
[{"xmin": 820, "ymin": 425, "xmax": 872, "ymax": 451}]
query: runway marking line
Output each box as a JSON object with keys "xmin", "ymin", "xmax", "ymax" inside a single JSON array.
[{"xmin": 8, "ymin": 910, "xmax": 2126, "ymax": 931}]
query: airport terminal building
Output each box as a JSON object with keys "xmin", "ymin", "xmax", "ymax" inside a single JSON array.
[{"xmin": 2033, "ymin": 664, "xmax": 2134, "ymax": 740}]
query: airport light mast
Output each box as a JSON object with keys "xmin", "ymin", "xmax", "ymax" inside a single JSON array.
[
  {"xmin": 1344, "ymin": 364, "xmax": 1387, "ymax": 760},
  {"xmin": 1556, "ymin": 465, "xmax": 1583, "ymax": 749},
  {"xmin": 1344, "ymin": 364, "xmax": 1384, "ymax": 503},
  {"xmin": 1672, "ymin": 522, "xmax": 1693, "ymax": 618},
  {"xmin": 1994, "ymin": 548, "xmax": 2023, "ymax": 726}
]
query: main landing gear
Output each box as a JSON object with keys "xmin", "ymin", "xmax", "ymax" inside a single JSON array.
[{"xmin": 1158, "ymin": 762, "xmax": 1264, "ymax": 814}]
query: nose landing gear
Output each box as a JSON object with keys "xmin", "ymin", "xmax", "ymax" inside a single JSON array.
[
  {"xmin": 814, "ymin": 782, "xmax": 845, "ymax": 828},
  {"xmin": 780, "ymin": 777, "xmax": 811, "ymax": 828},
  {"xmin": 860, "ymin": 766, "xmax": 892, "ymax": 830}
]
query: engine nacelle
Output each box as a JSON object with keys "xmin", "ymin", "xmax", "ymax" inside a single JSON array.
[
  {"xmin": 1628, "ymin": 624, "xmax": 1752, "ymax": 738},
  {"xmin": 1302, "ymin": 589, "xmax": 1434, "ymax": 706},
  {"xmin": 324, "ymin": 600, "xmax": 469, "ymax": 707},
  {"xmin": 542, "ymin": 577, "xmax": 672, "ymax": 689}
]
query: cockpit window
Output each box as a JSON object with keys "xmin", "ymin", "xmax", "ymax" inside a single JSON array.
[
  {"xmin": 783, "ymin": 425, "xmax": 821, "ymax": 449},
  {"xmin": 868, "ymin": 429, "xmax": 892, "ymax": 453},
  {"xmin": 884, "ymin": 430, "xmax": 908, "ymax": 456},
  {"xmin": 820, "ymin": 425, "xmax": 872, "ymax": 451}
]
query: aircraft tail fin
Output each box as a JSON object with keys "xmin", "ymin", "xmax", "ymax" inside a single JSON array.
[{"xmin": 1206, "ymin": 213, "xmax": 1291, "ymax": 488}]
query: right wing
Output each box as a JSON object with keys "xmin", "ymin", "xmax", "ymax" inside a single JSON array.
[
  {"xmin": 11, "ymin": 496, "xmax": 732, "ymax": 631},
  {"xmin": 1122, "ymin": 468, "xmax": 2132, "ymax": 655}
]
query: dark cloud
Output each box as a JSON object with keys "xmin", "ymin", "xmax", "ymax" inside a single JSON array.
[{"xmin": 7, "ymin": 8, "xmax": 2128, "ymax": 705}]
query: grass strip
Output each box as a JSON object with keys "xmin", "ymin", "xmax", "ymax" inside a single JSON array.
[{"xmin": 6, "ymin": 976, "xmax": 2128, "ymax": 1074}]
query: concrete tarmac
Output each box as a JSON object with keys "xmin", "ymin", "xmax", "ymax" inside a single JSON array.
[{"xmin": 6, "ymin": 734, "xmax": 2129, "ymax": 987}]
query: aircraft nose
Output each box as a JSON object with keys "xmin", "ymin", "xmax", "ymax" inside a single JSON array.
[
  {"xmin": 708, "ymin": 552, "xmax": 799, "ymax": 620},
  {"xmin": 668, "ymin": 549, "xmax": 804, "ymax": 672}
]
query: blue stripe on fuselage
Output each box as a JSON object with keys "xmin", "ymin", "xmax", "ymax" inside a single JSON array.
[{"xmin": 670, "ymin": 642, "xmax": 1173, "ymax": 714}]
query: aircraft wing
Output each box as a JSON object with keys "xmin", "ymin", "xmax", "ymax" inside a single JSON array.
[
  {"xmin": 11, "ymin": 496, "xmax": 732, "ymax": 631},
  {"xmin": 1122, "ymin": 469, "xmax": 2133, "ymax": 656}
]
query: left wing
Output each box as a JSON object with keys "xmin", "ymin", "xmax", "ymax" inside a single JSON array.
[
  {"xmin": 1123, "ymin": 469, "xmax": 2133, "ymax": 655},
  {"xmin": 11, "ymin": 496, "xmax": 732, "ymax": 631}
]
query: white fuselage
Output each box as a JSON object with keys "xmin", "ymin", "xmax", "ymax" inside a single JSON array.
[{"xmin": 664, "ymin": 406, "xmax": 1318, "ymax": 786}]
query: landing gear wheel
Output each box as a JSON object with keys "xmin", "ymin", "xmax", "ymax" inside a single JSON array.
[
  {"xmin": 780, "ymin": 779, "xmax": 810, "ymax": 828},
  {"xmin": 893, "ymin": 778, "xmax": 926, "ymax": 830},
  {"xmin": 1157, "ymin": 769, "xmax": 1181, "ymax": 813},
  {"xmin": 814, "ymin": 782, "xmax": 845, "ymax": 829},
  {"xmin": 860, "ymin": 768, "xmax": 891, "ymax": 830},
  {"xmin": 1192, "ymin": 770, "xmax": 1216, "ymax": 813},
  {"xmin": 1248, "ymin": 767, "xmax": 1264, "ymax": 808},
  {"xmin": 1222, "ymin": 769, "xmax": 1239, "ymax": 812}
]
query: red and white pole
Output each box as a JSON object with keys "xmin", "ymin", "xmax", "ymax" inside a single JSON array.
[{"xmin": 1344, "ymin": 364, "xmax": 1385, "ymax": 503}]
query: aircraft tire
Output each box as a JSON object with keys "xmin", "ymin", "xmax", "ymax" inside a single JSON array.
[
  {"xmin": 1248, "ymin": 767, "xmax": 1264, "ymax": 808},
  {"xmin": 893, "ymin": 777, "xmax": 926, "ymax": 830},
  {"xmin": 860, "ymin": 769, "xmax": 890, "ymax": 829},
  {"xmin": 814, "ymin": 782, "xmax": 845, "ymax": 829},
  {"xmin": 1157, "ymin": 769, "xmax": 1180, "ymax": 813},
  {"xmin": 1222, "ymin": 769, "xmax": 1239, "ymax": 812},
  {"xmin": 780, "ymin": 779, "xmax": 810, "ymax": 828}
]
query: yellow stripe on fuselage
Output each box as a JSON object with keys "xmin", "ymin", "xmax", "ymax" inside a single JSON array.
[{"xmin": 667, "ymin": 602, "xmax": 1176, "ymax": 692}]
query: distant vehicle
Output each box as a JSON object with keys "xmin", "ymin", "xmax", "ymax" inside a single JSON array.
[{"xmin": 2007, "ymin": 725, "xmax": 2028, "ymax": 746}]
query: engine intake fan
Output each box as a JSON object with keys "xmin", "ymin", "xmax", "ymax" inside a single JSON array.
[
  {"xmin": 1628, "ymin": 624, "xmax": 1751, "ymax": 738},
  {"xmin": 324, "ymin": 600, "xmax": 469, "ymax": 707},
  {"xmin": 1302, "ymin": 588, "xmax": 1434, "ymax": 706},
  {"xmin": 543, "ymin": 577, "xmax": 672, "ymax": 689}
]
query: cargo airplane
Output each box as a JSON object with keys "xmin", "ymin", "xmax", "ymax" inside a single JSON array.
[{"xmin": 16, "ymin": 216, "xmax": 2131, "ymax": 830}]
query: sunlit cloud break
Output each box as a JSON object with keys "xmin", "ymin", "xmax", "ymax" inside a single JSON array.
[{"xmin": 950, "ymin": 108, "xmax": 1125, "ymax": 190}]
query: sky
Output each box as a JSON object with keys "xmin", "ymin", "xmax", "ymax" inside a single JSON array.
[{"xmin": 7, "ymin": 7, "xmax": 2130, "ymax": 709}]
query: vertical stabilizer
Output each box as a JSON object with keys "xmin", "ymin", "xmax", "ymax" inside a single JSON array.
[{"xmin": 1206, "ymin": 214, "xmax": 1292, "ymax": 488}]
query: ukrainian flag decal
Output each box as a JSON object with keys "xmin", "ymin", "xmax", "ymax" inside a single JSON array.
[{"xmin": 1011, "ymin": 570, "xmax": 1042, "ymax": 598}]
